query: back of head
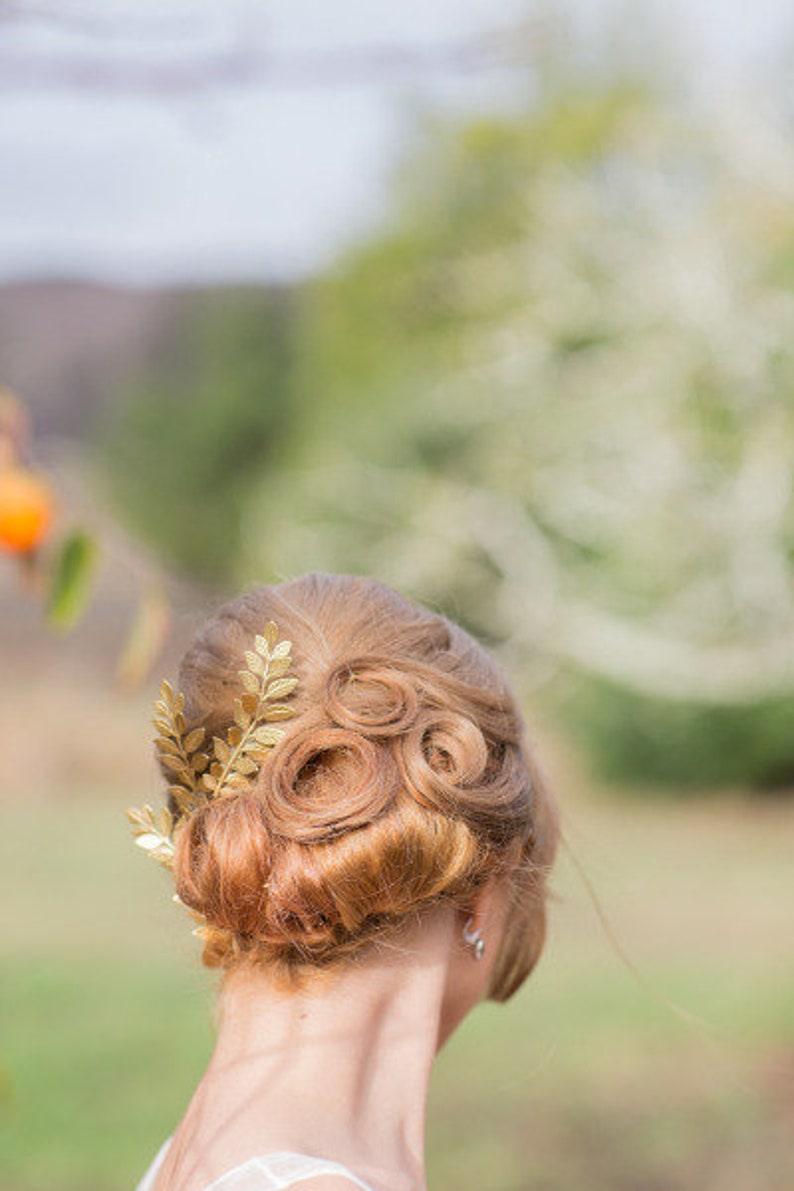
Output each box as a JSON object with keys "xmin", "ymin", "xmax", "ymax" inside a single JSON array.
[{"xmin": 163, "ymin": 573, "xmax": 558, "ymax": 1002}]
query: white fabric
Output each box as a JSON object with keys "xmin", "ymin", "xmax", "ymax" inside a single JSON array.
[{"xmin": 134, "ymin": 1136, "xmax": 376, "ymax": 1191}]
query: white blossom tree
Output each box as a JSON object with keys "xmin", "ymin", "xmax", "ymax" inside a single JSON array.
[{"xmin": 245, "ymin": 82, "xmax": 794, "ymax": 726}]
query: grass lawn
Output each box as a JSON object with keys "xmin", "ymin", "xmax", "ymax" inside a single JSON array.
[{"xmin": 1, "ymin": 761, "xmax": 792, "ymax": 1190}]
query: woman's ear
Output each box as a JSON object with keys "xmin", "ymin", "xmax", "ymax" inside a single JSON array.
[
  {"xmin": 439, "ymin": 848, "xmax": 524, "ymax": 1049},
  {"xmin": 458, "ymin": 841, "xmax": 525, "ymax": 972}
]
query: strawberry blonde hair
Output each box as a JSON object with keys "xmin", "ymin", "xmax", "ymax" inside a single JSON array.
[{"xmin": 165, "ymin": 573, "xmax": 558, "ymax": 1002}]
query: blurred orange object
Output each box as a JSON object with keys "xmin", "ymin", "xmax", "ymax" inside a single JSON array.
[{"xmin": 0, "ymin": 467, "xmax": 55, "ymax": 553}]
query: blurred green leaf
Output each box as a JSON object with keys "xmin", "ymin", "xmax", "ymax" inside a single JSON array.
[
  {"xmin": 45, "ymin": 529, "xmax": 100, "ymax": 631},
  {"xmin": 115, "ymin": 584, "xmax": 171, "ymax": 691}
]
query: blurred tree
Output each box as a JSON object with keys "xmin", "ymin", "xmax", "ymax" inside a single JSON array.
[
  {"xmin": 242, "ymin": 71, "xmax": 794, "ymax": 789},
  {"xmin": 0, "ymin": 387, "xmax": 171, "ymax": 688},
  {"xmin": 94, "ymin": 288, "xmax": 299, "ymax": 589}
]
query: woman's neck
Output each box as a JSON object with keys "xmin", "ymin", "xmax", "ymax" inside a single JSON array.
[{"xmin": 167, "ymin": 905, "xmax": 459, "ymax": 1191}]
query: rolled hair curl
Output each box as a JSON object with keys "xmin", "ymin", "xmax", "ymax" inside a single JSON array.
[{"xmin": 162, "ymin": 573, "xmax": 558, "ymax": 1001}]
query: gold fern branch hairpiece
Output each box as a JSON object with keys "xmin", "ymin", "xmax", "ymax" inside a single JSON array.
[{"xmin": 126, "ymin": 620, "xmax": 297, "ymax": 869}]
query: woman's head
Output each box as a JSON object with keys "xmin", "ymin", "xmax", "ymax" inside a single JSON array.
[{"xmin": 164, "ymin": 573, "xmax": 558, "ymax": 1003}]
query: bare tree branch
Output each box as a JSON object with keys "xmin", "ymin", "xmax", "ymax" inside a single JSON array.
[{"xmin": 0, "ymin": 17, "xmax": 543, "ymax": 95}]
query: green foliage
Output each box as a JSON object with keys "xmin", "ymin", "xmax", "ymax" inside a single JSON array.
[
  {"xmin": 45, "ymin": 528, "xmax": 100, "ymax": 630},
  {"xmin": 556, "ymin": 676, "xmax": 794, "ymax": 791},
  {"xmin": 93, "ymin": 289, "xmax": 299, "ymax": 586}
]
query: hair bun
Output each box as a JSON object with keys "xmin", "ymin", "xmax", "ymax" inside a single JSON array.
[{"xmin": 157, "ymin": 573, "xmax": 558, "ymax": 1002}]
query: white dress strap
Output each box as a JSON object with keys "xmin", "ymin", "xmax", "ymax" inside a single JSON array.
[
  {"xmin": 223, "ymin": 1152, "xmax": 375, "ymax": 1190},
  {"xmin": 134, "ymin": 1136, "xmax": 170, "ymax": 1191},
  {"xmin": 133, "ymin": 1138, "xmax": 376, "ymax": 1191}
]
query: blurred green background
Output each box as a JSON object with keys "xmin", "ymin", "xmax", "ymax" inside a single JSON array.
[{"xmin": 2, "ymin": 7, "xmax": 794, "ymax": 1190}]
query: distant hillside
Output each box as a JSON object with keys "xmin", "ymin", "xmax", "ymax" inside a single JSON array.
[{"xmin": 0, "ymin": 280, "xmax": 288, "ymax": 443}]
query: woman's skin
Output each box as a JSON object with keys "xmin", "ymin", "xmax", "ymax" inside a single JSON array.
[{"xmin": 152, "ymin": 870, "xmax": 515, "ymax": 1191}]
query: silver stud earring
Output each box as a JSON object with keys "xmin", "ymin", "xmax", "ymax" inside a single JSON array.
[{"xmin": 462, "ymin": 915, "xmax": 485, "ymax": 960}]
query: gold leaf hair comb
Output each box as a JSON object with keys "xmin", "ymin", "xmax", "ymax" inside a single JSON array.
[{"xmin": 126, "ymin": 620, "xmax": 297, "ymax": 868}]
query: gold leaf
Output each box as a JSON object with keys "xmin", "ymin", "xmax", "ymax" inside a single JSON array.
[
  {"xmin": 246, "ymin": 746, "xmax": 271, "ymax": 764},
  {"xmin": 174, "ymin": 711, "xmax": 186, "ymax": 734},
  {"xmin": 213, "ymin": 736, "xmax": 231, "ymax": 764},
  {"xmin": 125, "ymin": 805, "xmax": 151, "ymax": 828},
  {"xmin": 160, "ymin": 679, "xmax": 176, "ymax": 705},
  {"xmin": 129, "ymin": 799, "xmax": 175, "ymax": 865},
  {"xmin": 264, "ymin": 620, "xmax": 279, "ymax": 650},
  {"xmin": 183, "ymin": 726, "xmax": 206, "ymax": 752},
  {"xmin": 227, "ymin": 725, "xmax": 243, "ymax": 747},
  {"xmin": 173, "ymin": 789, "xmax": 196, "ymax": 816},
  {"xmin": 154, "ymin": 736, "xmax": 181, "ymax": 756},
  {"xmin": 254, "ymin": 633, "xmax": 270, "ymax": 657},
  {"xmin": 161, "ymin": 755, "xmax": 192, "ymax": 779},
  {"xmin": 266, "ymin": 656, "xmax": 291, "ymax": 679},
  {"xmin": 233, "ymin": 700, "xmax": 251, "ymax": 730},
  {"xmin": 134, "ymin": 832, "xmax": 165, "ymax": 851},
  {"xmin": 244, "ymin": 650, "xmax": 265, "ymax": 675},
  {"xmin": 271, "ymin": 640, "xmax": 291, "ymax": 660},
  {"xmin": 233, "ymin": 755, "xmax": 258, "ymax": 776},
  {"xmin": 254, "ymin": 725, "xmax": 286, "ymax": 747},
  {"xmin": 262, "ymin": 704, "xmax": 296, "ymax": 722},
  {"xmin": 200, "ymin": 773, "xmax": 216, "ymax": 792},
  {"xmin": 167, "ymin": 783, "xmax": 190, "ymax": 799},
  {"xmin": 240, "ymin": 692, "xmax": 259, "ymax": 714},
  {"xmin": 174, "ymin": 692, "xmax": 186, "ymax": 714},
  {"xmin": 152, "ymin": 715, "xmax": 172, "ymax": 734},
  {"xmin": 239, "ymin": 669, "xmax": 259, "ymax": 694},
  {"xmin": 156, "ymin": 807, "xmax": 174, "ymax": 836},
  {"xmin": 266, "ymin": 677, "xmax": 298, "ymax": 700},
  {"xmin": 209, "ymin": 761, "xmax": 224, "ymax": 779},
  {"xmin": 191, "ymin": 751, "xmax": 209, "ymax": 773},
  {"xmin": 223, "ymin": 771, "xmax": 250, "ymax": 788}
]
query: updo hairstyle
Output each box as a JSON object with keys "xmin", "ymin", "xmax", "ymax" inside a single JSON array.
[{"xmin": 161, "ymin": 573, "xmax": 558, "ymax": 1002}]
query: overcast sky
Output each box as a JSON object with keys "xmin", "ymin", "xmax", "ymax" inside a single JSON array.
[{"xmin": 1, "ymin": 0, "xmax": 792, "ymax": 286}]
